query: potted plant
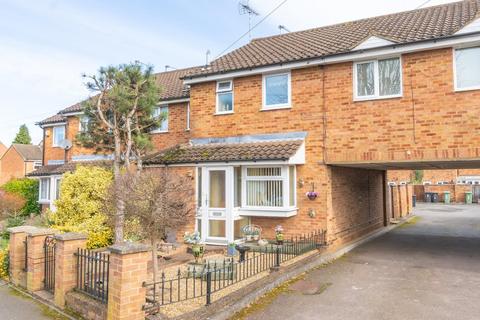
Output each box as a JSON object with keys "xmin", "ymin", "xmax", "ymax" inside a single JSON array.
[
  {"xmin": 245, "ymin": 230, "xmax": 253, "ymax": 242},
  {"xmin": 227, "ymin": 242, "xmax": 236, "ymax": 256},
  {"xmin": 253, "ymin": 229, "xmax": 260, "ymax": 241},
  {"xmin": 184, "ymin": 231, "xmax": 204, "ymax": 264},
  {"xmin": 306, "ymin": 191, "xmax": 318, "ymax": 200},
  {"xmin": 275, "ymin": 225, "xmax": 284, "ymax": 245}
]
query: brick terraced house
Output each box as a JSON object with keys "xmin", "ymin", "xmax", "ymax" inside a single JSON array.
[
  {"xmin": 32, "ymin": 0, "xmax": 480, "ymax": 247},
  {"xmin": 30, "ymin": 66, "xmax": 198, "ymax": 211}
]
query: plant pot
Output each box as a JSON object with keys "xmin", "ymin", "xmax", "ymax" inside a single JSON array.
[
  {"xmin": 307, "ymin": 194, "xmax": 317, "ymax": 200},
  {"xmin": 253, "ymin": 235, "xmax": 260, "ymax": 241},
  {"xmin": 276, "ymin": 233, "xmax": 284, "ymax": 245},
  {"xmin": 191, "ymin": 244, "xmax": 204, "ymax": 263}
]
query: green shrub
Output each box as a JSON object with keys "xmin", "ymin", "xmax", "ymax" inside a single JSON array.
[
  {"xmin": 2, "ymin": 178, "xmax": 40, "ymax": 215},
  {"xmin": 0, "ymin": 215, "xmax": 25, "ymax": 240},
  {"xmin": 0, "ymin": 245, "xmax": 8, "ymax": 279},
  {"xmin": 49, "ymin": 166, "xmax": 114, "ymax": 249}
]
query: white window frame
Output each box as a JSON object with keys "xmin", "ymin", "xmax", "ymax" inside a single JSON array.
[
  {"xmin": 353, "ymin": 57, "xmax": 403, "ymax": 101},
  {"xmin": 54, "ymin": 177, "xmax": 62, "ymax": 200},
  {"xmin": 241, "ymin": 165, "xmax": 296, "ymax": 210},
  {"xmin": 186, "ymin": 102, "xmax": 191, "ymax": 131},
  {"xmin": 152, "ymin": 105, "xmax": 169, "ymax": 133},
  {"xmin": 39, "ymin": 177, "xmax": 50, "ymax": 203},
  {"xmin": 262, "ymin": 72, "xmax": 292, "ymax": 110},
  {"xmin": 216, "ymin": 80, "xmax": 234, "ymax": 114},
  {"xmin": 52, "ymin": 126, "xmax": 66, "ymax": 147},
  {"xmin": 453, "ymin": 46, "xmax": 480, "ymax": 92}
]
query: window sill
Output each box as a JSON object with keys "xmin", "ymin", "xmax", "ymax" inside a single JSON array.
[
  {"xmin": 38, "ymin": 200, "xmax": 50, "ymax": 204},
  {"xmin": 353, "ymin": 94, "xmax": 402, "ymax": 102},
  {"xmin": 214, "ymin": 111, "xmax": 234, "ymax": 116},
  {"xmin": 260, "ymin": 105, "xmax": 292, "ymax": 111},
  {"xmin": 454, "ymin": 86, "xmax": 480, "ymax": 92},
  {"xmin": 237, "ymin": 207, "xmax": 297, "ymax": 218},
  {"xmin": 151, "ymin": 130, "xmax": 169, "ymax": 134}
]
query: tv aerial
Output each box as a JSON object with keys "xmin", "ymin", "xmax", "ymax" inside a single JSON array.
[{"xmin": 238, "ymin": 0, "xmax": 260, "ymax": 40}]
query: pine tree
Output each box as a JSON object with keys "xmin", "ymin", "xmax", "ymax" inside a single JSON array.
[{"xmin": 13, "ymin": 124, "xmax": 32, "ymax": 144}]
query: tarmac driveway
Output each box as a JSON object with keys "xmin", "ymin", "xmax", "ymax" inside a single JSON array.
[{"xmin": 244, "ymin": 204, "xmax": 480, "ymax": 320}]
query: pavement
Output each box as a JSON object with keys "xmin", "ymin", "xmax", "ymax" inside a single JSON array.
[
  {"xmin": 0, "ymin": 282, "xmax": 67, "ymax": 320},
  {"xmin": 244, "ymin": 203, "xmax": 480, "ymax": 320}
]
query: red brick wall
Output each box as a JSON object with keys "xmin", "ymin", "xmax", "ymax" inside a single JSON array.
[
  {"xmin": 325, "ymin": 48, "xmax": 480, "ymax": 164},
  {"xmin": 150, "ymin": 102, "xmax": 190, "ymax": 150},
  {"xmin": 0, "ymin": 147, "xmax": 28, "ymax": 185},
  {"xmin": 190, "ymin": 67, "xmax": 329, "ymax": 239},
  {"xmin": 326, "ymin": 167, "xmax": 385, "ymax": 247},
  {"xmin": 387, "ymin": 170, "xmax": 412, "ymax": 182},
  {"xmin": 43, "ymin": 103, "xmax": 191, "ymax": 165}
]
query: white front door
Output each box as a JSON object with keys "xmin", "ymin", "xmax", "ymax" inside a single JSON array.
[{"xmin": 199, "ymin": 166, "xmax": 233, "ymax": 244}]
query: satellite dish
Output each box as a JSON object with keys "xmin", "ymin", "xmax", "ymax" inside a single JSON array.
[{"xmin": 59, "ymin": 139, "xmax": 73, "ymax": 150}]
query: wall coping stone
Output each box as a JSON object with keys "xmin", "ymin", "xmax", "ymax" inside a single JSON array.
[
  {"xmin": 54, "ymin": 232, "xmax": 87, "ymax": 241},
  {"xmin": 109, "ymin": 242, "xmax": 151, "ymax": 255},
  {"xmin": 8, "ymin": 226, "xmax": 38, "ymax": 234},
  {"xmin": 27, "ymin": 228, "xmax": 57, "ymax": 236}
]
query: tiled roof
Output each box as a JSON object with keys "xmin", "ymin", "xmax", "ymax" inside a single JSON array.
[
  {"xmin": 12, "ymin": 144, "xmax": 42, "ymax": 161},
  {"xmin": 155, "ymin": 66, "xmax": 202, "ymax": 101},
  {"xmin": 143, "ymin": 140, "xmax": 304, "ymax": 165},
  {"xmin": 27, "ymin": 161, "xmax": 112, "ymax": 177},
  {"xmin": 38, "ymin": 66, "xmax": 201, "ymax": 126},
  {"xmin": 185, "ymin": 0, "xmax": 480, "ymax": 78}
]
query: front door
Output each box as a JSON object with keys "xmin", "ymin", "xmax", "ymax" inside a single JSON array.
[{"xmin": 199, "ymin": 167, "xmax": 233, "ymax": 244}]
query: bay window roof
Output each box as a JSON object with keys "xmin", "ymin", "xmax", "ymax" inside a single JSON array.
[{"xmin": 143, "ymin": 139, "xmax": 304, "ymax": 165}]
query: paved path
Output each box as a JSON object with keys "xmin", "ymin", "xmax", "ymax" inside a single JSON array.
[
  {"xmin": 245, "ymin": 204, "xmax": 480, "ymax": 320},
  {"xmin": 0, "ymin": 282, "xmax": 67, "ymax": 320}
]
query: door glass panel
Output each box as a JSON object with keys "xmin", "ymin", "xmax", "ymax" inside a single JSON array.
[
  {"xmin": 209, "ymin": 220, "xmax": 226, "ymax": 237},
  {"xmin": 209, "ymin": 170, "xmax": 225, "ymax": 208}
]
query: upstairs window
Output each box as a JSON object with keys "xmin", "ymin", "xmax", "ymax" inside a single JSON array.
[
  {"xmin": 216, "ymin": 80, "xmax": 233, "ymax": 114},
  {"xmin": 354, "ymin": 57, "xmax": 402, "ymax": 100},
  {"xmin": 152, "ymin": 106, "xmax": 168, "ymax": 133},
  {"xmin": 454, "ymin": 46, "xmax": 480, "ymax": 91},
  {"xmin": 263, "ymin": 72, "xmax": 291, "ymax": 109},
  {"xmin": 52, "ymin": 126, "xmax": 65, "ymax": 147},
  {"xmin": 79, "ymin": 115, "xmax": 90, "ymax": 132}
]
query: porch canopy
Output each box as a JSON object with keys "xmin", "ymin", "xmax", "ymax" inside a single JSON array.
[{"xmin": 143, "ymin": 135, "xmax": 306, "ymax": 166}]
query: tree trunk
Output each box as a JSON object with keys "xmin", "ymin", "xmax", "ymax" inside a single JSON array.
[{"xmin": 113, "ymin": 130, "xmax": 124, "ymax": 243}]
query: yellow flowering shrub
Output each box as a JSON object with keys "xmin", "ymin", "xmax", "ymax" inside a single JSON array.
[
  {"xmin": 49, "ymin": 166, "xmax": 114, "ymax": 249},
  {"xmin": 0, "ymin": 245, "xmax": 9, "ymax": 279}
]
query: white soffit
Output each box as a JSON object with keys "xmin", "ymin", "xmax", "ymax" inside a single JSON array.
[
  {"xmin": 455, "ymin": 17, "xmax": 480, "ymax": 35},
  {"xmin": 353, "ymin": 36, "xmax": 395, "ymax": 50}
]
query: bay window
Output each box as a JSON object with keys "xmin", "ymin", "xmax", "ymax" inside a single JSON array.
[
  {"xmin": 454, "ymin": 46, "xmax": 480, "ymax": 91},
  {"xmin": 263, "ymin": 72, "xmax": 291, "ymax": 109},
  {"xmin": 242, "ymin": 166, "xmax": 296, "ymax": 209},
  {"xmin": 39, "ymin": 178, "xmax": 50, "ymax": 202},
  {"xmin": 216, "ymin": 80, "xmax": 233, "ymax": 114},
  {"xmin": 354, "ymin": 57, "xmax": 402, "ymax": 100}
]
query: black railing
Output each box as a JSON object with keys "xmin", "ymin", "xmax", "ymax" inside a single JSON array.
[
  {"xmin": 75, "ymin": 249, "xmax": 110, "ymax": 303},
  {"xmin": 143, "ymin": 230, "xmax": 326, "ymax": 315},
  {"xmin": 44, "ymin": 236, "xmax": 56, "ymax": 293}
]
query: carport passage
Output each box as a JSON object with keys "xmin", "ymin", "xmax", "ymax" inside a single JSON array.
[{"xmin": 244, "ymin": 204, "xmax": 480, "ymax": 320}]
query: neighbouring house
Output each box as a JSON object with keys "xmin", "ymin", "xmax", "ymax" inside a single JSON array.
[
  {"xmin": 0, "ymin": 144, "xmax": 42, "ymax": 185},
  {"xmin": 30, "ymin": 66, "xmax": 199, "ymax": 211},
  {"xmin": 0, "ymin": 141, "xmax": 7, "ymax": 159},
  {"xmin": 31, "ymin": 1, "xmax": 480, "ymax": 247}
]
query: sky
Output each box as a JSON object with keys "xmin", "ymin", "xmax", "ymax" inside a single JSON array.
[{"xmin": 0, "ymin": 0, "xmax": 457, "ymax": 145}]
